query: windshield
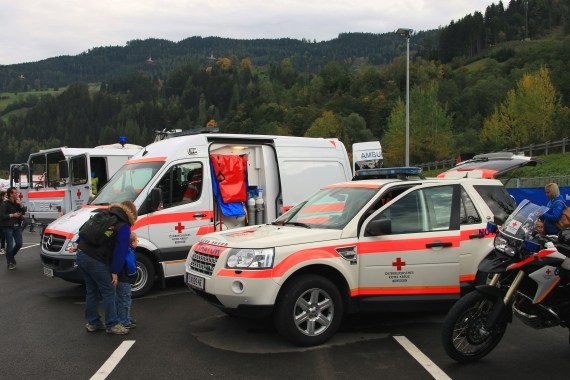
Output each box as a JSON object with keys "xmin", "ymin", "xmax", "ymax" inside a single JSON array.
[
  {"xmin": 92, "ymin": 161, "xmax": 164, "ymax": 205},
  {"xmin": 501, "ymin": 199, "xmax": 549, "ymax": 240},
  {"xmin": 274, "ymin": 185, "xmax": 378, "ymax": 229}
]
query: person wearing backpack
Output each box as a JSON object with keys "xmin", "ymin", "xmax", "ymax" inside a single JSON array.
[
  {"xmin": 542, "ymin": 182, "xmax": 567, "ymax": 235},
  {"xmin": 116, "ymin": 231, "xmax": 138, "ymax": 329},
  {"xmin": 75, "ymin": 201, "xmax": 137, "ymax": 335}
]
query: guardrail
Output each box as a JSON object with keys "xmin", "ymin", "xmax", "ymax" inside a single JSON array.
[{"xmin": 416, "ymin": 137, "xmax": 570, "ymax": 171}]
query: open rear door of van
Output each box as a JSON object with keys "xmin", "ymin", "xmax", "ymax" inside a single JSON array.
[
  {"xmin": 352, "ymin": 141, "xmax": 383, "ymax": 172},
  {"xmin": 438, "ymin": 152, "xmax": 541, "ymax": 181}
]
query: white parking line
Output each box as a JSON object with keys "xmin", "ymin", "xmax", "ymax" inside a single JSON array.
[
  {"xmin": 90, "ymin": 340, "xmax": 135, "ymax": 380},
  {"xmin": 21, "ymin": 243, "xmax": 40, "ymax": 250},
  {"xmin": 393, "ymin": 335, "xmax": 451, "ymax": 380}
]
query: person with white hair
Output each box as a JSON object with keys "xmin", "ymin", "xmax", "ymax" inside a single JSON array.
[{"xmin": 542, "ymin": 182, "xmax": 566, "ymax": 235}]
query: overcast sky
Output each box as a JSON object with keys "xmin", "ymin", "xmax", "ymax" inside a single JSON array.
[{"xmin": 1, "ymin": 0, "xmax": 495, "ymax": 65}]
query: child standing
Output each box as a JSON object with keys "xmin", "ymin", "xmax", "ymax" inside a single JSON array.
[{"xmin": 116, "ymin": 232, "xmax": 137, "ymax": 329}]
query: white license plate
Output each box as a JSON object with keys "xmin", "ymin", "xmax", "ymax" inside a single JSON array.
[
  {"xmin": 186, "ymin": 273, "xmax": 205, "ymax": 290},
  {"xmin": 43, "ymin": 266, "xmax": 54, "ymax": 278}
]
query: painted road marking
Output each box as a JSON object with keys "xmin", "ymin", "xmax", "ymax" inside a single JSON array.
[
  {"xmin": 21, "ymin": 243, "xmax": 40, "ymax": 249},
  {"xmin": 393, "ymin": 335, "xmax": 451, "ymax": 380},
  {"xmin": 91, "ymin": 340, "xmax": 135, "ymax": 380}
]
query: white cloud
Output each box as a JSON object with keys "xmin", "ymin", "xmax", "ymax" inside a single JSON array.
[{"xmin": 0, "ymin": 0, "xmax": 494, "ymax": 65}]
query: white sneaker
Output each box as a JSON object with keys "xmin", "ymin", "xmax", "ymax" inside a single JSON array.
[{"xmin": 0, "ymin": 249, "xmax": 5, "ymax": 255}]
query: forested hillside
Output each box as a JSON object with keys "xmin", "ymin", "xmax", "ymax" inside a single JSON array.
[{"xmin": 0, "ymin": 0, "xmax": 569, "ymax": 171}]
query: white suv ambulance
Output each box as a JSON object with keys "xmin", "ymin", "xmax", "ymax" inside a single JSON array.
[{"xmin": 185, "ymin": 172, "xmax": 517, "ymax": 346}]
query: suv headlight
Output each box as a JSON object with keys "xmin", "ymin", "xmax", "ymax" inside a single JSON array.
[{"xmin": 226, "ymin": 248, "xmax": 274, "ymax": 269}]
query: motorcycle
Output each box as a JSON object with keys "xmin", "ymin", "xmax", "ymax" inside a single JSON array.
[{"xmin": 441, "ymin": 200, "xmax": 570, "ymax": 362}]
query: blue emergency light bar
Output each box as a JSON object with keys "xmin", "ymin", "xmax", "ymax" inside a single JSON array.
[{"xmin": 353, "ymin": 167, "xmax": 424, "ymax": 181}]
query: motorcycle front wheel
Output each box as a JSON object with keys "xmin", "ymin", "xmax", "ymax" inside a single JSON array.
[{"xmin": 441, "ymin": 291, "xmax": 508, "ymax": 362}]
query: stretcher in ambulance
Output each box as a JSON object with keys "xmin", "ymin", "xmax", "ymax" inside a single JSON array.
[{"xmin": 41, "ymin": 132, "xmax": 370, "ymax": 297}]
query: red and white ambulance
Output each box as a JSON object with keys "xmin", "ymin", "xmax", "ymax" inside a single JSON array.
[
  {"xmin": 184, "ymin": 169, "xmax": 521, "ymax": 346},
  {"xmin": 10, "ymin": 143, "xmax": 142, "ymax": 228}
]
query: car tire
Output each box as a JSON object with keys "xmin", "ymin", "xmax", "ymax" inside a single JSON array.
[
  {"xmin": 131, "ymin": 254, "xmax": 155, "ymax": 298},
  {"xmin": 274, "ymin": 274, "xmax": 343, "ymax": 347}
]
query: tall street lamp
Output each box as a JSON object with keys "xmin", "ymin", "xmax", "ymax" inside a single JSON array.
[{"xmin": 396, "ymin": 28, "xmax": 413, "ymax": 166}]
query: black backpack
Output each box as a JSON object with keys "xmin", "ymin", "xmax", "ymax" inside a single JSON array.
[{"xmin": 78, "ymin": 209, "xmax": 119, "ymax": 246}]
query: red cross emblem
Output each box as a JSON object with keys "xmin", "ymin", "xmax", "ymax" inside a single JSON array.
[
  {"xmin": 546, "ymin": 268, "xmax": 551, "ymax": 275},
  {"xmin": 18, "ymin": 193, "xmax": 23, "ymax": 200},
  {"xmin": 392, "ymin": 258, "xmax": 406, "ymax": 270},
  {"xmin": 76, "ymin": 189, "xmax": 82, "ymax": 198},
  {"xmin": 175, "ymin": 222, "xmax": 185, "ymax": 234}
]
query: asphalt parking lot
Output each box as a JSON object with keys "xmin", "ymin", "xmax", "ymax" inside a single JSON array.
[{"xmin": 1, "ymin": 230, "xmax": 569, "ymax": 379}]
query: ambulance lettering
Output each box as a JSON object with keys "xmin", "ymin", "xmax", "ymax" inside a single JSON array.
[
  {"xmin": 384, "ymin": 258, "xmax": 416, "ymax": 283},
  {"xmin": 169, "ymin": 222, "xmax": 192, "ymax": 244},
  {"xmin": 359, "ymin": 151, "xmax": 382, "ymax": 160}
]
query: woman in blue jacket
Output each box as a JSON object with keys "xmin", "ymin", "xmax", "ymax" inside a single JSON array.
[{"xmin": 542, "ymin": 182, "xmax": 566, "ymax": 235}]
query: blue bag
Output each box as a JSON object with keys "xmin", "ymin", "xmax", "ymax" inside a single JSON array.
[{"xmin": 126, "ymin": 248, "xmax": 137, "ymax": 277}]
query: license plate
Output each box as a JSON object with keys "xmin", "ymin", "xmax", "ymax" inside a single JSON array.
[
  {"xmin": 186, "ymin": 273, "xmax": 205, "ymax": 290},
  {"xmin": 43, "ymin": 266, "xmax": 54, "ymax": 278}
]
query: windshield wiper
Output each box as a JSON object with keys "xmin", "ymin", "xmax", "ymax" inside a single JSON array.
[{"xmin": 283, "ymin": 222, "xmax": 311, "ymax": 229}]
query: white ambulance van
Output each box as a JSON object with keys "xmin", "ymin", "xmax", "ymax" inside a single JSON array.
[
  {"xmin": 41, "ymin": 132, "xmax": 369, "ymax": 297},
  {"xmin": 10, "ymin": 143, "xmax": 142, "ymax": 229}
]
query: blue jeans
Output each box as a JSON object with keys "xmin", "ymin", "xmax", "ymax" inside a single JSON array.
[
  {"xmin": 76, "ymin": 250, "xmax": 118, "ymax": 328},
  {"xmin": 3, "ymin": 226, "xmax": 23, "ymax": 265},
  {"xmin": 116, "ymin": 281, "xmax": 132, "ymax": 326}
]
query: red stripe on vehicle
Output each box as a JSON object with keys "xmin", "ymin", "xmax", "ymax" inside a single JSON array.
[
  {"xmin": 324, "ymin": 183, "xmax": 381, "ymax": 189},
  {"xmin": 197, "ymin": 226, "xmax": 216, "ymax": 235},
  {"xmin": 507, "ymin": 248, "xmax": 558, "ymax": 270},
  {"xmin": 43, "ymin": 228, "xmax": 74, "ymax": 239},
  {"xmin": 133, "ymin": 211, "xmax": 214, "ymax": 229},
  {"xmin": 351, "ymin": 286, "xmax": 459, "ymax": 296},
  {"xmin": 460, "ymin": 274, "xmax": 476, "ymax": 282},
  {"xmin": 28, "ymin": 191, "xmax": 66, "ymax": 198},
  {"xmin": 358, "ymin": 236, "xmax": 461, "ymax": 254},
  {"xmin": 215, "ymin": 246, "xmax": 339, "ymax": 278},
  {"xmin": 126, "ymin": 156, "xmax": 167, "ymax": 165},
  {"xmin": 216, "ymin": 268, "xmax": 273, "ymax": 278}
]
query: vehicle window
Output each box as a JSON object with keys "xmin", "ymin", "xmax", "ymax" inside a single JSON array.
[
  {"xmin": 473, "ymin": 185, "xmax": 516, "ymax": 224},
  {"xmin": 275, "ymin": 186, "xmax": 378, "ymax": 229},
  {"xmin": 376, "ymin": 186, "xmax": 454, "ymax": 234},
  {"xmin": 29, "ymin": 154, "xmax": 46, "ymax": 189},
  {"xmin": 460, "ymin": 188, "xmax": 482, "ymax": 225},
  {"xmin": 158, "ymin": 162, "xmax": 203, "ymax": 209},
  {"xmin": 70, "ymin": 155, "xmax": 87, "ymax": 186},
  {"xmin": 92, "ymin": 161, "xmax": 163, "ymax": 206}
]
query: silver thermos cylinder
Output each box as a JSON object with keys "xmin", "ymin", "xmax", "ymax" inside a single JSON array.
[
  {"xmin": 247, "ymin": 197, "xmax": 256, "ymax": 226},
  {"xmin": 255, "ymin": 190, "xmax": 265, "ymax": 225}
]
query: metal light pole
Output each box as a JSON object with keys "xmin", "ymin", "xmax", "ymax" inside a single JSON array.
[{"xmin": 396, "ymin": 28, "xmax": 413, "ymax": 166}]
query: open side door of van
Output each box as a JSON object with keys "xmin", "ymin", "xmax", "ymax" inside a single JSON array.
[{"xmin": 69, "ymin": 153, "xmax": 92, "ymax": 210}]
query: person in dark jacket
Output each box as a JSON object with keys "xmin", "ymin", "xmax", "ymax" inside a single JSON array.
[
  {"xmin": 0, "ymin": 187, "xmax": 25, "ymax": 269},
  {"xmin": 0, "ymin": 191, "xmax": 6, "ymax": 255},
  {"xmin": 74, "ymin": 201, "xmax": 137, "ymax": 335},
  {"xmin": 542, "ymin": 182, "xmax": 566, "ymax": 235}
]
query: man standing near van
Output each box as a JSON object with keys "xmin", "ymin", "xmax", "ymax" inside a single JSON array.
[{"xmin": 0, "ymin": 187, "xmax": 24, "ymax": 270}]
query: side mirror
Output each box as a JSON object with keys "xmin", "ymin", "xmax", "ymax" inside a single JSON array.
[
  {"xmin": 58, "ymin": 160, "xmax": 69, "ymax": 179},
  {"xmin": 150, "ymin": 187, "xmax": 162, "ymax": 211},
  {"xmin": 13, "ymin": 167, "xmax": 21, "ymax": 183},
  {"xmin": 365, "ymin": 218, "xmax": 391, "ymax": 236}
]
